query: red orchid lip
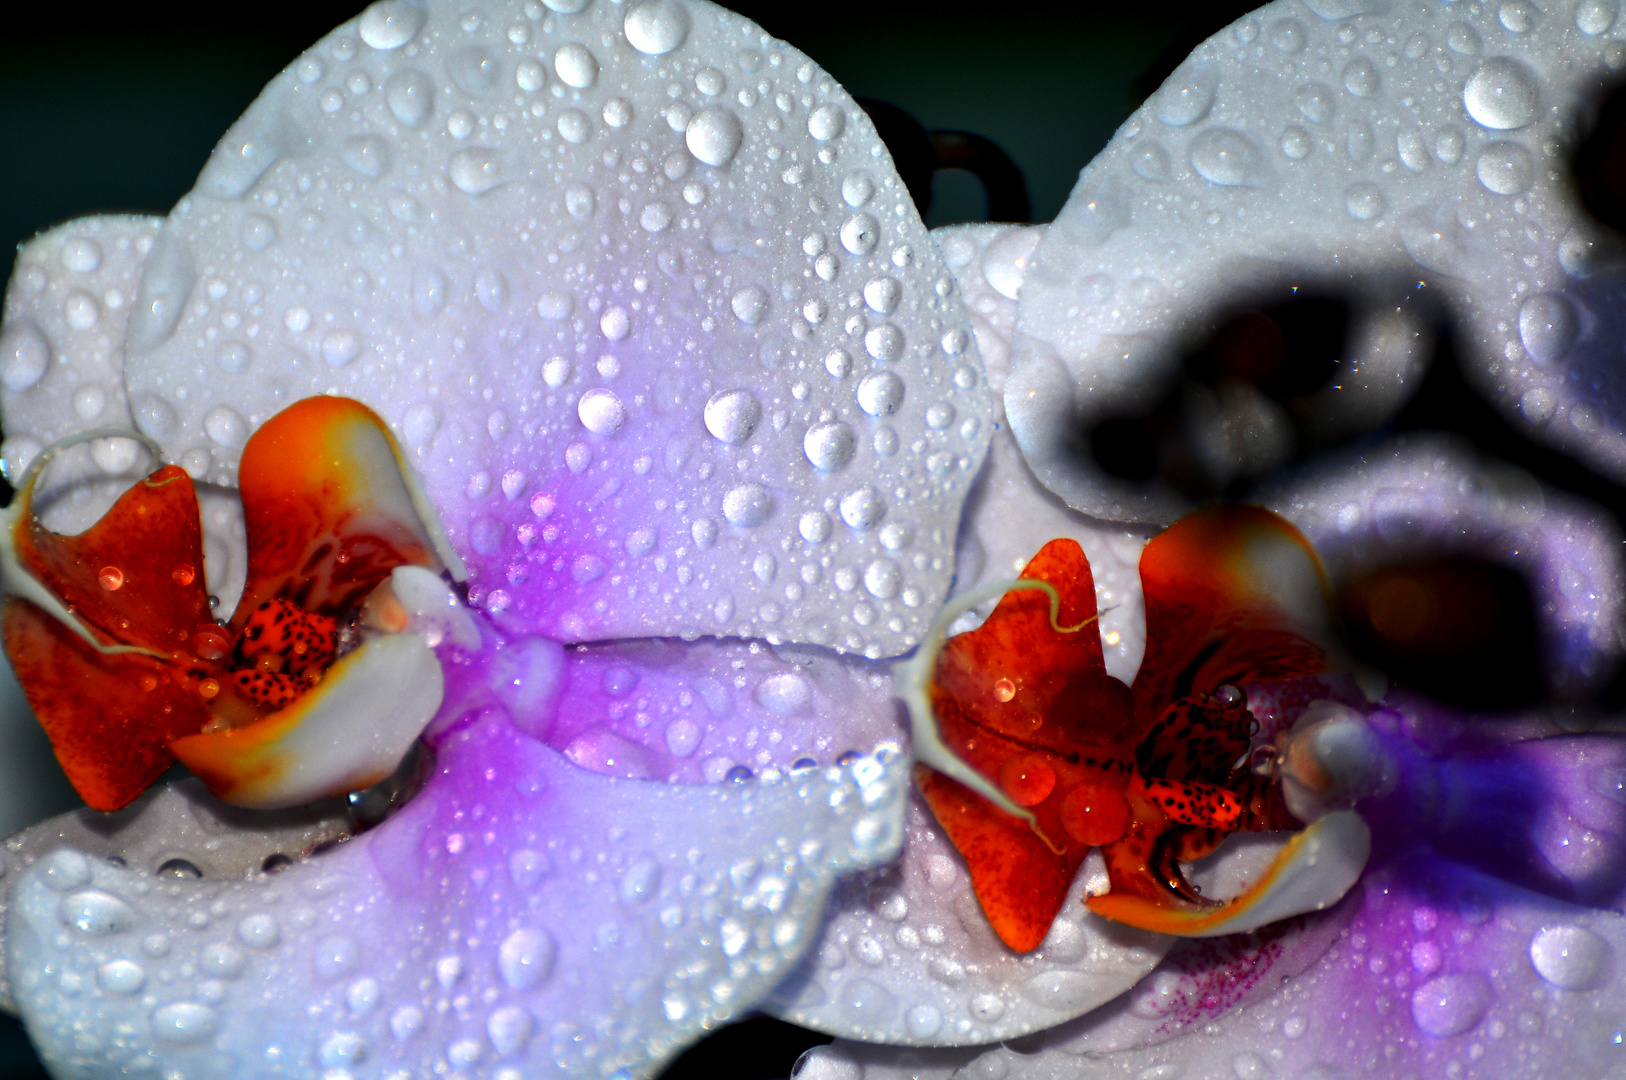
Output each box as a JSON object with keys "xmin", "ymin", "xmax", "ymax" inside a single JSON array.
[
  {"xmin": 900, "ymin": 505, "xmax": 1366, "ymax": 949},
  {"xmin": 2, "ymin": 396, "xmax": 467, "ymax": 812}
]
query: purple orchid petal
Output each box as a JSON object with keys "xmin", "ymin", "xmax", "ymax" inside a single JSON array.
[
  {"xmin": 1006, "ymin": 0, "xmax": 1626, "ymax": 523},
  {"xmin": 808, "ymin": 849, "xmax": 1626, "ymax": 1080},
  {"xmin": 1260, "ymin": 436, "xmax": 1626, "ymax": 698},
  {"xmin": 8, "ymin": 703, "xmax": 905, "ymax": 1079},
  {"xmin": 40, "ymin": 0, "xmax": 992, "ymax": 658}
]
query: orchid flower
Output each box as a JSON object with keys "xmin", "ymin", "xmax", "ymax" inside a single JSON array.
[{"xmin": 4, "ymin": 1, "xmax": 1626, "ymax": 1079}]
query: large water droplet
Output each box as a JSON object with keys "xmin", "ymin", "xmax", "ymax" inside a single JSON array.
[
  {"xmin": 1154, "ymin": 66, "xmax": 1218, "ymax": 126},
  {"xmin": 1477, "ymin": 141, "xmax": 1534, "ymax": 195},
  {"xmin": 1343, "ymin": 57, "xmax": 1379, "ymax": 97},
  {"xmin": 809, "ymin": 104, "xmax": 846, "ymax": 141},
  {"xmin": 1578, "ymin": 0, "xmax": 1619, "ymax": 34},
  {"xmin": 754, "ymin": 672, "xmax": 811, "ymax": 715},
  {"xmin": 60, "ymin": 236, "xmax": 102, "ymax": 272},
  {"xmin": 863, "ymin": 558, "xmax": 900, "ymax": 598},
  {"xmin": 1410, "ymin": 973, "xmax": 1492, "ymax": 1037},
  {"xmin": 687, "ymin": 107, "xmax": 744, "ymax": 166},
  {"xmin": 1518, "ymin": 294, "xmax": 1579, "ymax": 365},
  {"xmin": 554, "ymin": 42, "xmax": 599, "ymax": 88},
  {"xmin": 864, "ymin": 324, "xmax": 904, "ymax": 362},
  {"xmin": 841, "ymin": 213, "xmax": 880, "ymax": 255},
  {"xmin": 449, "ymin": 148, "xmax": 504, "ymax": 195},
  {"xmin": 386, "ymin": 69, "xmax": 434, "ymax": 127},
  {"xmin": 723, "ymin": 483, "xmax": 774, "ymax": 527},
  {"xmin": 624, "ymin": 0, "xmax": 688, "ymax": 55},
  {"xmin": 732, "ymin": 285, "xmax": 769, "ymax": 324},
  {"xmin": 856, "ymin": 371, "xmax": 905, "ymax": 416},
  {"xmin": 0, "ymin": 320, "xmax": 49, "ymax": 391},
  {"xmin": 96, "ymin": 958, "xmax": 146, "ymax": 995},
  {"xmin": 804, "ymin": 421, "xmax": 856, "ymax": 471},
  {"xmin": 1191, "ymin": 128, "xmax": 1266, "ymax": 187},
  {"xmin": 342, "ymin": 133, "xmax": 391, "ymax": 178},
  {"xmin": 359, "ymin": 0, "xmax": 424, "ymax": 49},
  {"xmin": 1530, "ymin": 924, "xmax": 1611, "ymax": 989},
  {"xmin": 60, "ymin": 890, "xmax": 137, "ymax": 935},
  {"xmin": 1464, "ymin": 57, "xmax": 1538, "ymax": 130},
  {"xmin": 704, "ymin": 389, "xmax": 760, "ymax": 443},
  {"xmin": 128, "ymin": 233, "xmax": 197, "ymax": 351},
  {"xmin": 151, "ymin": 1003, "xmax": 217, "ymax": 1045},
  {"xmin": 840, "ymin": 486, "xmax": 886, "ymax": 530},
  {"xmin": 499, "ymin": 927, "xmax": 556, "ymax": 989},
  {"xmin": 577, "ymin": 388, "xmax": 626, "ymax": 435}
]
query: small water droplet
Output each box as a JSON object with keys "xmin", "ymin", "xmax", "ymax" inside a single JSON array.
[
  {"xmin": 840, "ymin": 486, "xmax": 886, "ymax": 530},
  {"xmin": 499, "ymin": 927, "xmax": 557, "ymax": 989},
  {"xmin": 204, "ymin": 405, "xmax": 248, "ymax": 448},
  {"xmin": 1343, "ymin": 57, "xmax": 1379, "ymax": 97},
  {"xmin": 722, "ymin": 483, "xmax": 774, "ymax": 527},
  {"xmin": 60, "ymin": 236, "xmax": 102, "ymax": 272},
  {"xmin": 1154, "ymin": 66, "xmax": 1218, "ymax": 126},
  {"xmin": 731, "ymin": 285, "xmax": 769, "ymax": 325},
  {"xmin": 98, "ymin": 566, "xmax": 125, "ymax": 591},
  {"xmin": 1411, "ymin": 972, "xmax": 1491, "ymax": 1037},
  {"xmin": 96, "ymin": 959, "xmax": 146, "ymax": 995},
  {"xmin": 151, "ymin": 1002, "xmax": 217, "ymax": 1045},
  {"xmin": 864, "ymin": 324, "xmax": 904, "ymax": 361},
  {"xmin": 804, "ymin": 421, "xmax": 856, "ymax": 471},
  {"xmin": 450, "ymin": 148, "xmax": 504, "ymax": 194},
  {"xmin": 386, "ymin": 69, "xmax": 434, "ymax": 127},
  {"xmin": 809, "ymin": 104, "xmax": 846, "ymax": 141}
]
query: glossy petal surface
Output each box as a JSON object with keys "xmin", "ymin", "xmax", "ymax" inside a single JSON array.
[
  {"xmin": 9, "ymin": 709, "xmax": 905, "ymax": 1080},
  {"xmin": 109, "ymin": 0, "xmax": 988, "ymax": 658}
]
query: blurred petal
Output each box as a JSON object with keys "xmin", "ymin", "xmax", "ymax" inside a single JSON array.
[
  {"xmin": 111, "ymin": 0, "xmax": 988, "ymax": 657},
  {"xmin": 1262, "ymin": 435, "xmax": 1626, "ymax": 698},
  {"xmin": 1133, "ymin": 504, "xmax": 1336, "ymax": 714},
  {"xmin": 1006, "ymin": 0, "xmax": 1626, "ymax": 518},
  {"xmin": 9, "ymin": 708, "xmax": 906, "ymax": 1079}
]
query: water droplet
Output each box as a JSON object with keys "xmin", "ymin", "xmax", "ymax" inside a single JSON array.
[
  {"xmin": 449, "ymin": 148, "xmax": 504, "ymax": 195},
  {"xmin": 992, "ymin": 677, "xmax": 1017, "ymax": 702},
  {"xmin": 640, "ymin": 201, "xmax": 674, "ymax": 233},
  {"xmin": 60, "ymin": 236, "xmax": 102, "ymax": 272},
  {"xmin": 600, "ymin": 306, "xmax": 630, "ymax": 340},
  {"xmin": 43, "ymin": 851, "xmax": 90, "ymax": 891},
  {"xmin": 205, "ymin": 405, "xmax": 248, "ymax": 448},
  {"xmin": 499, "ymin": 927, "xmax": 556, "ymax": 989},
  {"xmin": 1132, "ymin": 141, "xmax": 1172, "ymax": 180},
  {"xmin": 1411, "ymin": 972, "xmax": 1492, "ymax": 1036},
  {"xmin": 856, "ymin": 371, "xmax": 905, "ymax": 416},
  {"xmin": 704, "ymin": 389, "xmax": 760, "ymax": 443},
  {"xmin": 1281, "ymin": 126, "xmax": 1311, "ymax": 159},
  {"xmin": 809, "ymin": 104, "xmax": 846, "ymax": 141},
  {"xmin": 804, "ymin": 421, "xmax": 856, "ymax": 471},
  {"xmin": 1579, "ymin": 0, "xmax": 1618, "ymax": 34},
  {"xmin": 687, "ymin": 106, "xmax": 744, "ymax": 166},
  {"xmin": 1191, "ymin": 128, "xmax": 1266, "ymax": 187},
  {"xmin": 73, "ymin": 384, "xmax": 107, "ymax": 422},
  {"xmin": 863, "ymin": 558, "xmax": 900, "ymax": 598},
  {"xmin": 99, "ymin": 566, "xmax": 125, "ymax": 591},
  {"xmin": 1343, "ymin": 57, "xmax": 1379, "ymax": 97},
  {"xmin": 722, "ymin": 483, "xmax": 774, "ymax": 527},
  {"xmin": 843, "ymin": 173, "xmax": 875, "ymax": 207},
  {"xmin": 1295, "ymin": 82, "xmax": 1337, "ymax": 124},
  {"xmin": 554, "ymin": 42, "xmax": 598, "ymax": 88},
  {"xmin": 96, "ymin": 959, "xmax": 146, "ymax": 995},
  {"xmin": 60, "ymin": 889, "xmax": 136, "ymax": 934},
  {"xmin": 864, "ymin": 324, "xmax": 904, "ymax": 362},
  {"xmin": 359, "ymin": 0, "xmax": 424, "ymax": 49},
  {"xmin": 1154, "ymin": 66, "xmax": 1218, "ymax": 126},
  {"xmin": 386, "ymin": 69, "xmax": 434, "ymax": 127},
  {"xmin": 216, "ymin": 340, "xmax": 254, "ymax": 375},
  {"xmin": 1271, "ymin": 17, "xmax": 1306, "ymax": 51},
  {"xmin": 1518, "ymin": 294, "xmax": 1579, "ymax": 365},
  {"xmin": 487, "ymin": 1005, "xmax": 534, "ymax": 1057},
  {"xmin": 1346, "ymin": 183, "xmax": 1385, "ymax": 221},
  {"xmin": 1464, "ymin": 57, "xmax": 1538, "ymax": 130},
  {"xmin": 151, "ymin": 1002, "xmax": 217, "ymax": 1045},
  {"xmin": 799, "ymin": 511, "xmax": 832, "ymax": 544},
  {"xmin": 342, "ymin": 133, "xmax": 391, "ymax": 179},
  {"xmin": 236, "ymin": 913, "xmax": 280, "ymax": 949},
  {"xmin": 239, "ymin": 214, "xmax": 276, "ymax": 251},
  {"xmin": 0, "ymin": 321, "xmax": 49, "ymax": 391},
  {"xmin": 576, "ymin": 388, "xmax": 626, "ymax": 436},
  {"xmin": 841, "ymin": 213, "xmax": 880, "ymax": 255},
  {"xmin": 321, "ymin": 329, "xmax": 362, "ymax": 368},
  {"xmin": 863, "ymin": 277, "xmax": 901, "ymax": 314},
  {"xmin": 624, "ymin": 0, "xmax": 688, "ymax": 55},
  {"xmin": 998, "ymin": 752, "xmax": 1057, "ymax": 806},
  {"xmin": 731, "ymin": 285, "xmax": 769, "ymax": 324},
  {"xmin": 536, "ymin": 291, "xmax": 574, "ymax": 321},
  {"xmin": 840, "ymin": 486, "xmax": 885, "ymax": 530},
  {"xmin": 905, "ymin": 1004, "xmax": 943, "ymax": 1039},
  {"xmin": 543, "ymin": 0, "xmax": 590, "ymax": 11},
  {"xmin": 403, "ymin": 403, "xmax": 439, "ymax": 447},
  {"xmin": 1530, "ymin": 924, "xmax": 1610, "ymax": 989},
  {"xmin": 1500, "ymin": 0, "xmax": 1537, "ymax": 32},
  {"xmin": 1477, "ymin": 141, "xmax": 1534, "ymax": 195},
  {"xmin": 754, "ymin": 672, "xmax": 811, "ymax": 715}
]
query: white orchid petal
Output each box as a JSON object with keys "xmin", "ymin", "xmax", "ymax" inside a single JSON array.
[
  {"xmin": 8, "ymin": 714, "xmax": 905, "ymax": 1079},
  {"xmin": 0, "ymin": 778, "xmax": 353, "ymax": 1013},
  {"xmin": 114, "ymin": 0, "xmax": 988, "ymax": 658},
  {"xmin": 1010, "ymin": 0, "xmax": 1626, "ymax": 522}
]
